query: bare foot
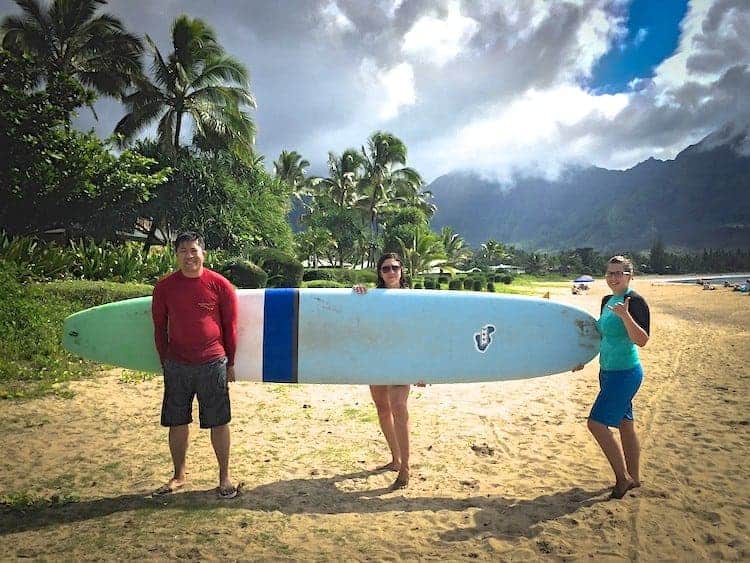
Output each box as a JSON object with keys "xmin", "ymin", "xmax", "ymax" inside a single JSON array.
[
  {"xmin": 375, "ymin": 461, "xmax": 400, "ymax": 472},
  {"xmin": 610, "ymin": 479, "xmax": 636, "ymax": 500},
  {"xmin": 391, "ymin": 470, "xmax": 410, "ymax": 490}
]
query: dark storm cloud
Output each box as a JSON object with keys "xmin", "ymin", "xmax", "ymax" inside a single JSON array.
[{"xmin": 1, "ymin": 0, "xmax": 748, "ymax": 180}]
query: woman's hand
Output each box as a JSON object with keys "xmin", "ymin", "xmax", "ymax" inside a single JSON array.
[
  {"xmin": 353, "ymin": 284, "xmax": 367, "ymax": 294},
  {"xmin": 608, "ymin": 297, "xmax": 631, "ymax": 320}
]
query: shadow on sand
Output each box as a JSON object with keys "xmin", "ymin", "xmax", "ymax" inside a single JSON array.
[{"xmin": 1, "ymin": 469, "xmax": 609, "ymax": 541}]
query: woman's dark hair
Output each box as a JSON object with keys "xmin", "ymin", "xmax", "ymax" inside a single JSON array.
[
  {"xmin": 608, "ymin": 255, "xmax": 633, "ymax": 273},
  {"xmin": 376, "ymin": 252, "xmax": 408, "ymax": 288}
]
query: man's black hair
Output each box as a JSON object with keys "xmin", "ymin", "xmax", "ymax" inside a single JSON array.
[{"xmin": 174, "ymin": 231, "xmax": 205, "ymax": 251}]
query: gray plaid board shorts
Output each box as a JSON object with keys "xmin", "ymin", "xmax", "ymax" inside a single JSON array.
[{"xmin": 161, "ymin": 357, "xmax": 231, "ymax": 428}]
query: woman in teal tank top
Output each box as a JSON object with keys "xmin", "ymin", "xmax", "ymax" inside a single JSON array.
[{"xmin": 577, "ymin": 255, "xmax": 650, "ymax": 500}]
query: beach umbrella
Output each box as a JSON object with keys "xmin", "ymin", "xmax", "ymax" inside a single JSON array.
[{"xmin": 574, "ymin": 275, "xmax": 594, "ymax": 283}]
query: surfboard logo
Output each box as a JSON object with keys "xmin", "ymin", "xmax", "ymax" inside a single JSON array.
[{"xmin": 474, "ymin": 324, "xmax": 496, "ymax": 353}]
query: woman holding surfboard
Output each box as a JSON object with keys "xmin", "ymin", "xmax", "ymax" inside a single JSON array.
[
  {"xmin": 576, "ymin": 255, "xmax": 650, "ymax": 500},
  {"xmin": 354, "ymin": 252, "xmax": 418, "ymax": 490}
]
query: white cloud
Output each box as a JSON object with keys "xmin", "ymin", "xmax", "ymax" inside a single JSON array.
[
  {"xmin": 320, "ymin": 1, "xmax": 355, "ymax": 34},
  {"xmin": 359, "ymin": 59, "xmax": 416, "ymax": 120},
  {"xmin": 411, "ymin": 85, "xmax": 630, "ymax": 181},
  {"xmin": 401, "ymin": 1, "xmax": 479, "ymax": 66},
  {"xmin": 652, "ymin": 0, "xmax": 714, "ymax": 91},
  {"xmin": 633, "ymin": 27, "xmax": 648, "ymax": 46},
  {"xmin": 569, "ymin": 4, "xmax": 628, "ymax": 79}
]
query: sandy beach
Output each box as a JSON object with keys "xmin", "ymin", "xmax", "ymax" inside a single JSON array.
[{"xmin": 1, "ymin": 280, "xmax": 748, "ymax": 561}]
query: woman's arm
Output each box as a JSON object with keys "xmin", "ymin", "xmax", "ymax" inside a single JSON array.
[{"xmin": 609, "ymin": 298, "xmax": 649, "ymax": 347}]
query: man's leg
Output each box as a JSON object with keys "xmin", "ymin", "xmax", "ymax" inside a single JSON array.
[
  {"xmin": 211, "ymin": 424, "xmax": 232, "ymax": 490},
  {"xmin": 168, "ymin": 424, "xmax": 189, "ymax": 486}
]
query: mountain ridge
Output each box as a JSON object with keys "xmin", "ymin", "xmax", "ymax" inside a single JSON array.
[{"xmin": 428, "ymin": 125, "xmax": 750, "ymax": 251}]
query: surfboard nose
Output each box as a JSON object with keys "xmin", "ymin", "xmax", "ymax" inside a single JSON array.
[{"xmin": 62, "ymin": 311, "xmax": 85, "ymax": 355}]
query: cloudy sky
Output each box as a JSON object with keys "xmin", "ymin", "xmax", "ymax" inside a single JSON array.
[{"xmin": 2, "ymin": 0, "xmax": 749, "ymax": 183}]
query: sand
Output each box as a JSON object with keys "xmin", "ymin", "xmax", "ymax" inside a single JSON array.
[{"xmin": 1, "ymin": 280, "xmax": 748, "ymax": 561}]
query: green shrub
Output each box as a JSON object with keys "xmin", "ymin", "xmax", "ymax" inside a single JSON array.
[
  {"xmin": 248, "ymin": 247, "xmax": 303, "ymax": 287},
  {"xmin": 501, "ymin": 274, "xmax": 513, "ymax": 284},
  {"xmin": 438, "ymin": 275, "xmax": 450, "ymax": 285},
  {"xmin": 472, "ymin": 279, "xmax": 484, "ymax": 291},
  {"xmin": 449, "ymin": 279, "xmax": 462, "ymax": 290},
  {"xmin": 462, "ymin": 277, "xmax": 473, "ymax": 290},
  {"xmin": 423, "ymin": 278, "xmax": 435, "ymax": 289},
  {"xmin": 219, "ymin": 259, "xmax": 267, "ymax": 288},
  {"xmin": 0, "ymin": 278, "xmax": 153, "ymax": 399},
  {"xmin": 487, "ymin": 281, "xmax": 495, "ymax": 292},
  {"xmin": 350, "ymin": 269, "xmax": 377, "ymax": 284},
  {"xmin": 305, "ymin": 280, "xmax": 347, "ymax": 288},
  {"xmin": 413, "ymin": 282, "xmax": 423, "ymax": 289},
  {"xmin": 303, "ymin": 268, "xmax": 337, "ymax": 282}
]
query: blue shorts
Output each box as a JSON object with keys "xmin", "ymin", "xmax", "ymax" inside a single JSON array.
[{"xmin": 589, "ymin": 364, "xmax": 643, "ymax": 427}]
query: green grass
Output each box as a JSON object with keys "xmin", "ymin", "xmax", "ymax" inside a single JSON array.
[
  {"xmin": 342, "ymin": 406, "xmax": 378, "ymax": 423},
  {"xmin": 0, "ymin": 491, "xmax": 79, "ymax": 512},
  {"xmin": 0, "ymin": 273, "xmax": 153, "ymax": 400}
]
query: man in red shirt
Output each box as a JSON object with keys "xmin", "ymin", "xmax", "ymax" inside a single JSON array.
[{"xmin": 151, "ymin": 231, "xmax": 240, "ymax": 499}]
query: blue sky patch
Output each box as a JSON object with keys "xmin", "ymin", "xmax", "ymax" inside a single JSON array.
[{"xmin": 590, "ymin": 0, "xmax": 688, "ymax": 93}]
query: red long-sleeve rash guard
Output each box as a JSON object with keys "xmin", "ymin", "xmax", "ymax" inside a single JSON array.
[{"xmin": 152, "ymin": 269, "xmax": 238, "ymax": 366}]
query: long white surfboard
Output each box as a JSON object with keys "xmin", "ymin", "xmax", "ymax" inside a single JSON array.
[{"xmin": 63, "ymin": 288, "xmax": 599, "ymax": 384}]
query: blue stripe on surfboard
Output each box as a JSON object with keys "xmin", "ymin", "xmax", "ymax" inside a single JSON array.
[{"xmin": 262, "ymin": 288, "xmax": 299, "ymax": 383}]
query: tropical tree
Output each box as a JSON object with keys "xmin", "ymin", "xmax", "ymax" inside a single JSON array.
[
  {"xmin": 440, "ymin": 226, "xmax": 472, "ymax": 266},
  {"xmin": 360, "ymin": 131, "xmax": 422, "ymax": 234},
  {"xmin": 1, "ymin": 0, "xmax": 143, "ymax": 102},
  {"xmin": 480, "ymin": 239, "xmax": 511, "ymax": 265},
  {"xmin": 115, "ymin": 15, "xmax": 256, "ymax": 158},
  {"xmin": 396, "ymin": 226, "xmax": 447, "ymax": 279},
  {"xmin": 0, "ymin": 49, "xmax": 167, "ymax": 239},
  {"xmin": 318, "ymin": 149, "xmax": 366, "ymax": 209},
  {"xmin": 294, "ymin": 227, "xmax": 335, "ymax": 268},
  {"xmin": 274, "ymin": 149, "xmax": 313, "ymax": 211}
]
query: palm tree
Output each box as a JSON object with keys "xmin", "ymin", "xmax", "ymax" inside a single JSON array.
[
  {"xmin": 274, "ymin": 149, "xmax": 312, "ymax": 210},
  {"xmin": 274, "ymin": 150, "xmax": 309, "ymax": 186},
  {"xmin": 441, "ymin": 226, "xmax": 472, "ymax": 266},
  {"xmin": 397, "ymin": 226, "xmax": 447, "ymax": 280},
  {"xmin": 360, "ymin": 131, "xmax": 420, "ymax": 232},
  {"xmin": 319, "ymin": 149, "xmax": 366, "ymax": 209},
  {"xmin": 115, "ymin": 15, "xmax": 256, "ymax": 158},
  {"xmin": 481, "ymin": 239, "xmax": 511, "ymax": 265},
  {"xmin": 1, "ymin": 0, "xmax": 143, "ymax": 100}
]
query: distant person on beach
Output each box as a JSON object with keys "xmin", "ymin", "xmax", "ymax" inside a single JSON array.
[
  {"xmin": 151, "ymin": 231, "xmax": 240, "ymax": 499},
  {"xmin": 574, "ymin": 255, "xmax": 650, "ymax": 499},
  {"xmin": 353, "ymin": 252, "xmax": 424, "ymax": 490}
]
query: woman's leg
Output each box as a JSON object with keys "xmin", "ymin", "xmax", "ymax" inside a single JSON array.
[
  {"xmin": 388, "ymin": 385, "xmax": 411, "ymax": 488},
  {"xmin": 370, "ymin": 385, "xmax": 400, "ymax": 470},
  {"xmin": 619, "ymin": 420, "xmax": 641, "ymax": 486},
  {"xmin": 587, "ymin": 418, "xmax": 633, "ymax": 497}
]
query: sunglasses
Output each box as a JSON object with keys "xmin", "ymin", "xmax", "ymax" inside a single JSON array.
[
  {"xmin": 380, "ymin": 264, "xmax": 402, "ymax": 273},
  {"xmin": 605, "ymin": 271, "xmax": 630, "ymax": 278}
]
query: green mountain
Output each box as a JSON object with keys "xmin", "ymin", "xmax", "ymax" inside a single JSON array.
[{"xmin": 429, "ymin": 125, "xmax": 750, "ymax": 251}]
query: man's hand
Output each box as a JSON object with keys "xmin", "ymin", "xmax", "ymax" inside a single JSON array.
[{"xmin": 227, "ymin": 365, "xmax": 236, "ymax": 383}]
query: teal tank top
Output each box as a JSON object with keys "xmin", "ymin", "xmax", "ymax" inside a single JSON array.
[{"xmin": 597, "ymin": 289, "xmax": 641, "ymax": 371}]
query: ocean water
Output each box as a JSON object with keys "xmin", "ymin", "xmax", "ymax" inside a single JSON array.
[{"xmin": 668, "ymin": 274, "xmax": 750, "ymax": 284}]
